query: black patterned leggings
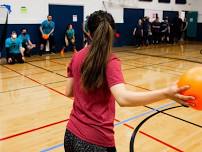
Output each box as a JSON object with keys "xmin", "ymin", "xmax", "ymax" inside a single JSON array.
[{"xmin": 64, "ymin": 130, "xmax": 117, "ymax": 152}]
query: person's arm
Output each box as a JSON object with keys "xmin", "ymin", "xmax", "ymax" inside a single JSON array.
[
  {"xmin": 28, "ymin": 40, "xmax": 33, "ymax": 45},
  {"xmin": 6, "ymin": 47, "xmax": 12, "ymax": 63},
  {"xmin": 19, "ymin": 41, "xmax": 25, "ymax": 59},
  {"xmin": 161, "ymin": 24, "xmax": 166, "ymax": 33},
  {"xmin": 183, "ymin": 22, "xmax": 188, "ymax": 31},
  {"xmin": 65, "ymin": 78, "xmax": 74, "ymax": 97},
  {"xmin": 65, "ymin": 35, "xmax": 68, "ymax": 46},
  {"xmin": 141, "ymin": 29, "xmax": 143, "ymax": 37},
  {"xmin": 40, "ymin": 26, "xmax": 44, "ymax": 35},
  {"xmin": 83, "ymin": 23, "xmax": 87, "ymax": 33},
  {"xmin": 48, "ymin": 22, "xmax": 55, "ymax": 36},
  {"xmin": 65, "ymin": 55, "xmax": 75, "ymax": 97},
  {"xmin": 133, "ymin": 28, "xmax": 136, "ymax": 36},
  {"xmin": 28, "ymin": 40, "xmax": 36, "ymax": 48},
  {"xmin": 48, "ymin": 28, "xmax": 54, "ymax": 36},
  {"xmin": 110, "ymin": 83, "xmax": 194, "ymax": 107},
  {"xmin": 73, "ymin": 29, "xmax": 75, "ymax": 40},
  {"xmin": 6, "ymin": 47, "xmax": 11, "ymax": 59},
  {"xmin": 5, "ymin": 39, "xmax": 10, "ymax": 59},
  {"xmin": 105, "ymin": 57, "xmax": 193, "ymax": 108},
  {"xmin": 27, "ymin": 35, "xmax": 33, "ymax": 45},
  {"xmin": 168, "ymin": 24, "xmax": 170, "ymax": 34},
  {"xmin": 20, "ymin": 47, "xmax": 25, "ymax": 60}
]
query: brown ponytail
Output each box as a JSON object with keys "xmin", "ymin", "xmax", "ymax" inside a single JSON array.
[{"xmin": 81, "ymin": 11, "xmax": 115, "ymax": 91}]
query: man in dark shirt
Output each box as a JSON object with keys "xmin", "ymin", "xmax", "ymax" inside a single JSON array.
[
  {"xmin": 142, "ymin": 17, "xmax": 151, "ymax": 45},
  {"xmin": 152, "ymin": 17, "xmax": 161, "ymax": 44},
  {"xmin": 173, "ymin": 14, "xmax": 183, "ymax": 43},
  {"xmin": 161, "ymin": 17, "xmax": 170, "ymax": 43}
]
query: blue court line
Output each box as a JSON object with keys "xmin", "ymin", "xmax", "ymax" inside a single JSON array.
[
  {"xmin": 40, "ymin": 101, "xmax": 175, "ymax": 152},
  {"xmin": 41, "ymin": 143, "xmax": 64, "ymax": 152},
  {"xmin": 114, "ymin": 101, "xmax": 175, "ymax": 126}
]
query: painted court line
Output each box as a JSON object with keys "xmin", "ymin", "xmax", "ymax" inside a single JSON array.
[
  {"xmin": 145, "ymin": 105, "xmax": 202, "ymax": 128},
  {"xmin": 162, "ymin": 129, "xmax": 202, "ymax": 152},
  {"xmin": 50, "ymin": 60, "xmax": 67, "ymax": 66},
  {"xmin": 125, "ymin": 83, "xmax": 202, "ymax": 128},
  {"xmin": 26, "ymin": 62, "xmax": 67, "ymax": 78},
  {"xmin": 114, "ymin": 102, "xmax": 175, "ymax": 126},
  {"xmin": 27, "ymin": 55, "xmax": 71, "ymax": 63},
  {"xmin": 0, "ymin": 80, "xmax": 66, "ymax": 94},
  {"xmin": 2, "ymin": 65, "xmax": 67, "ymax": 97},
  {"xmin": 41, "ymin": 143, "xmax": 64, "ymax": 152},
  {"xmin": 40, "ymin": 102, "xmax": 176, "ymax": 152},
  {"xmin": 1, "ymin": 65, "xmax": 180, "ymax": 151},
  {"xmin": 139, "ymin": 131, "xmax": 184, "ymax": 152},
  {"xmin": 0, "ymin": 119, "xmax": 68, "ymax": 141},
  {"xmin": 114, "ymin": 120, "xmax": 184, "ymax": 152},
  {"xmin": 0, "ymin": 101, "xmax": 174, "ymax": 142},
  {"xmin": 41, "ymin": 119, "xmax": 184, "ymax": 152},
  {"xmin": 1, "ymin": 59, "xmax": 184, "ymax": 151}
]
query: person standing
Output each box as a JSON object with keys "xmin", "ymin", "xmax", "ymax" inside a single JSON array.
[
  {"xmin": 39, "ymin": 15, "xmax": 55, "ymax": 55},
  {"xmin": 161, "ymin": 17, "xmax": 170, "ymax": 43},
  {"xmin": 142, "ymin": 17, "xmax": 151, "ymax": 46},
  {"xmin": 152, "ymin": 17, "xmax": 161, "ymax": 44},
  {"xmin": 180, "ymin": 18, "xmax": 188, "ymax": 41},
  {"xmin": 64, "ymin": 10, "xmax": 194, "ymax": 152},
  {"xmin": 173, "ymin": 14, "xmax": 183, "ymax": 43},
  {"xmin": 61, "ymin": 24, "xmax": 77, "ymax": 54},
  {"xmin": 133, "ymin": 19, "xmax": 143, "ymax": 47}
]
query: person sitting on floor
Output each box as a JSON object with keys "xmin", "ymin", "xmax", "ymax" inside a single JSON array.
[{"xmin": 5, "ymin": 31, "xmax": 25, "ymax": 64}]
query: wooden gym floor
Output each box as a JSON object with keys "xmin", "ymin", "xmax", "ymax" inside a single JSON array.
[{"xmin": 0, "ymin": 42, "xmax": 202, "ymax": 152}]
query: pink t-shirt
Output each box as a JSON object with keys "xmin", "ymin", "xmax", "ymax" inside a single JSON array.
[{"xmin": 67, "ymin": 46, "xmax": 124, "ymax": 147}]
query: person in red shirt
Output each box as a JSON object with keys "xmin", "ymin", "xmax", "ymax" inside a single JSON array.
[{"xmin": 64, "ymin": 10, "xmax": 194, "ymax": 152}]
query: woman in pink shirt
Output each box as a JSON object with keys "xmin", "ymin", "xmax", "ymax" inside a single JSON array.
[{"xmin": 64, "ymin": 10, "xmax": 194, "ymax": 152}]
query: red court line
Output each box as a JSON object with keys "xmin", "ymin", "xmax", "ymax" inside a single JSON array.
[
  {"xmin": 114, "ymin": 119, "xmax": 184, "ymax": 152},
  {"xmin": 0, "ymin": 119, "xmax": 68, "ymax": 141},
  {"xmin": 139, "ymin": 131, "xmax": 184, "ymax": 152},
  {"xmin": 3, "ymin": 65, "xmax": 67, "ymax": 97},
  {"xmin": 50, "ymin": 60, "xmax": 67, "ymax": 66},
  {"xmin": 1, "ymin": 75, "xmax": 21, "ymax": 80}
]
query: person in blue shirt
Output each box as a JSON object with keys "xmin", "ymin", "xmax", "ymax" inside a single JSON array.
[
  {"xmin": 39, "ymin": 15, "xmax": 55, "ymax": 55},
  {"xmin": 61, "ymin": 24, "xmax": 77, "ymax": 54},
  {"xmin": 18, "ymin": 28, "xmax": 36, "ymax": 57},
  {"xmin": 83, "ymin": 16, "xmax": 91, "ymax": 47},
  {"xmin": 5, "ymin": 31, "xmax": 25, "ymax": 64}
]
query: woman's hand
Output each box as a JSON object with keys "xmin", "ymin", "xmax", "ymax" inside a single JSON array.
[{"xmin": 164, "ymin": 85, "xmax": 195, "ymax": 107}]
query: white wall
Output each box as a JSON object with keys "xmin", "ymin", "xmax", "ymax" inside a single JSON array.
[
  {"xmin": 189, "ymin": 0, "xmax": 202, "ymax": 22},
  {"xmin": 0, "ymin": 0, "xmax": 47, "ymax": 24},
  {"xmin": 0, "ymin": 0, "xmax": 201, "ymax": 24}
]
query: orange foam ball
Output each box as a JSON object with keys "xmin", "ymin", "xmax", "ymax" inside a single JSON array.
[
  {"xmin": 42, "ymin": 34, "xmax": 49, "ymax": 40},
  {"xmin": 178, "ymin": 67, "xmax": 202, "ymax": 110}
]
